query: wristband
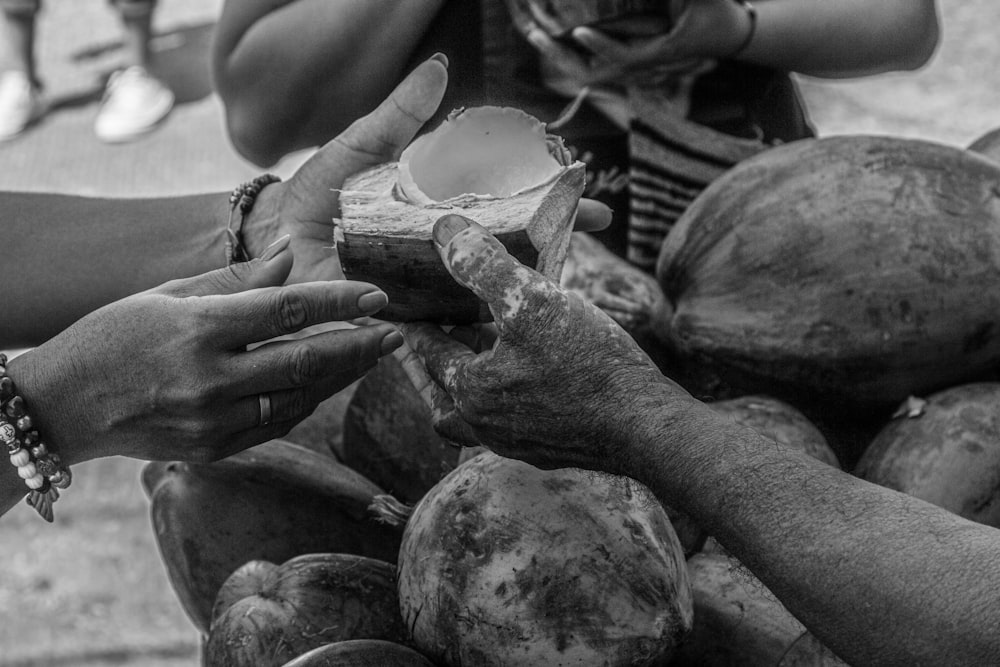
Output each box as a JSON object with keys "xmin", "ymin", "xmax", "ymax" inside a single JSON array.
[
  {"xmin": 226, "ymin": 174, "xmax": 282, "ymax": 265},
  {"xmin": 1, "ymin": 353, "xmax": 72, "ymax": 522}
]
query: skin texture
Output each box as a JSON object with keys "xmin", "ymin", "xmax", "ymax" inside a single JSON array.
[
  {"xmin": 401, "ymin": 216, "xmax": 1000, "ymax": 666},
  {"xmin": 211, "ymin": 0, "xmax": 939, "ymax": 165},
  {"xmin": 0, "ymin": 58, "xmax": 451, "ymax": 519}
]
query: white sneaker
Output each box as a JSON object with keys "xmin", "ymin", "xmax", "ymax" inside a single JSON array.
[
  {"xmin": 94, "ymin": 66, "xmax": 174, "ymax": 143},
  {"xmin": 0, "ymin": 71, "xmax": 48, "ymax": 141}
]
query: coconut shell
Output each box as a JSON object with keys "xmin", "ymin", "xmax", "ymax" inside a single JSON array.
[
  {"xmin": 206, "ymin": 554, "xmax": 407, "ymax": 667},
  {"xmin": 281, "ymin": 640, "xmax": 435, "ymax": 667},
  {"xmin": 341, "ymin": 355, "xmax": 458, "ymax": 504},
  {"xmin": 968, "ymin": 127, "xmax": 1000, "ymax": 164},
  {"xmin": 655, "ymin": 135, "xmax": 1000, "ymax": 411},
  {"xmin": 854, "ymin": 382, "xmax": 1000, "ymax": 526},
  {"xmin": 337, "ymin": 107, "xmax": 585, "ymax": 323},
  {"xmin": 141, "ymin": 440, "xmax": 401, "ymax": 634},
  {"xmin": 398, "ymin": 452, "xmax": 692, "ymax": 667},
  {"xmin": 671, "ymin": 553, "xmax": 808, "ymax": 667}
]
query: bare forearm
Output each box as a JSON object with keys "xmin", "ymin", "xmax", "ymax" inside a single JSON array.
[
  {"xmin": 212, "ymin": 0, "xmax": 446, "ymax": 165},
  {"xmin": 744, "ymin": 0, "xmax": 939, "ymax": 77},
  {"xmin": 2, "ymin": 192, "xmax": 231, "ymax": 346},
  {"xmin": 627, "ymin": 393, "xmax": 1000, "ymax": 665}
]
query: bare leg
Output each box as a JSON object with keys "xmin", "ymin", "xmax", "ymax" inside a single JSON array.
[
  {"xmin": 0, "ymin": 10, "xmax": 36, "ymax": 82},
  {"xmin": 119, "ymin": 8, "xmax": 152, "ymax": 69}
]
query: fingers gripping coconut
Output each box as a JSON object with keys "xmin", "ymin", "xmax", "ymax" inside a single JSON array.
[{"xmin": 398, "ymin": 215, "xmax": 693, "ymax": 473}]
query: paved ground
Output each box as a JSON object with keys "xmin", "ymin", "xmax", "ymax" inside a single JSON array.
[{"xmin": 1, "ymin": 1, "xmax": 999, "ymax": 665}]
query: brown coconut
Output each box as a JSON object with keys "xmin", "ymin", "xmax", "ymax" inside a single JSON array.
[
  {"xmin": 671, "ymin": 553, "xmax": 809, "ymax": 667},
  {"xmin": 337, "ymin": 106, "xmax": 585, "ymax": 323},
  {"xmin": 397, "ymin": 451, "xmax": 693, "ymax": 667},
  {"xmin": 281, "ymin": 640, "xmax": 435, "ymax": 667},
  {"xmin": 854, "ymin": 382, "xmax": 1000, "ymax": 526},
  {"xmin": 655, "ymin": 135, "xmax": 1000, "ymax": 412},
  {"xmin": 341, "ymin": 355, "xmax": 458, "ymax": 504},
  {"xmin": 141, "ymin": 440, "xmax": 401, "ymax": 634},
  {"xmin": 206, "ymin": 554, "xmax": 406, "ymax": 667}
]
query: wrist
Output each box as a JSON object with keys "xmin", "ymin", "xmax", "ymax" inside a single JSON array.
[
  {"xmin": 231, "ymin": 178, "xmax": 285, "ymax": 260},
  {"xmin": 6, "ymin": 351, "xmax": 96, "ymax": 467}
]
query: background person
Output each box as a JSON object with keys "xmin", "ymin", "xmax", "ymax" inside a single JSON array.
[
  {"xmin": 0, "ymin": 0, "xmax": 174, "ymax": 142},
  {"xmin": 211, "ymin": 0, "xmax": 939, "ymax": 265}
]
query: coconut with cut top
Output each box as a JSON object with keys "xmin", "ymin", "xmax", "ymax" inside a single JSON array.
[{"xmin": 336, "ymin": 106, "xmax": 586, "ymax": 323}]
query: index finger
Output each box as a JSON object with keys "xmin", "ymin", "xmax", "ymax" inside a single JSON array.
[
  {"xmin": 199, "ymin": 281, "xmax": 391, "ymax": 348},
  {"xmin": 432, "ymin": 215, "xmax": 561, "ymax": 327}
]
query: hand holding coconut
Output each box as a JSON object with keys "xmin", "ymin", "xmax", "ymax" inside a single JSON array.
[
  {"xmin": 398, "ymin": 214, "xmax": 695, "ymax": 474},
  {"xmin": 403, "ymin": 217, "xmax": 1000, "ymax": 665}
]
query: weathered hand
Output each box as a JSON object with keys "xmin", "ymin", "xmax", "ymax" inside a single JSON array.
[
  {"xmin": 398, "ymin": 215, "xmax": 690, "ymax": 474},
  {"xmin": 244, "ymin": 55, "xmax": 450, "ymax": 285},
  {"xmin": 9, "ymin": 240, "xmax": 401, "ymax": 465}
]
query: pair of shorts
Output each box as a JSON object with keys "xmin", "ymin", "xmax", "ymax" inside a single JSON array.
[{"xmin": 1, "ymin": 0, "xmax": 155, "ymax": 19}]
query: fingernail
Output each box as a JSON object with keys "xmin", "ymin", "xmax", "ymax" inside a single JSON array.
[
  {"xmin": 380, "ymin": 330, "xmax": 404, "ymax": 355},
  {"xmin": 430, "ymin": 52, "xmax": 449, "ymax": 68},
  {"xmin": 260, "ymin": 234, "xmax": 291, "ymax": 261},
  {"xmin": 434, "ymin": 215, "xmax": 471, "ymax": 249},
  {"xmin": 527, "ymin": 29, "xmax": 546, "ymax": 47},
  {"xmin": 357, "ymin": 290, "xmax": 389, "ymax": 313}
]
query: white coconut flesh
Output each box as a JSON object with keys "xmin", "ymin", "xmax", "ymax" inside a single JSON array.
[
  {"xmin": 398, "ymin": 106, "xmax": 563, "ymax": 203},
  {"xmin": 337, "ymin": 106, "xmax": 585, "ymax": 243}
]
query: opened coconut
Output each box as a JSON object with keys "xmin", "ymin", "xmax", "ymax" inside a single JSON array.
[
  {"xmin": 337, "ymin": 106, "xmax": 585, "ymax": 323},
  {"xmin": 854, "ymin": 382, "xmax": 1000, "ymax": 526},
  {"xmin": 396, "ymin": 451, "xmax": 693, "ymax": 666}
]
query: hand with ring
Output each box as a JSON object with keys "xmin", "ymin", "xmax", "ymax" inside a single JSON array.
[{"xmin": 8, "ymin": 235, "xmax": 403, "ymax": 467}]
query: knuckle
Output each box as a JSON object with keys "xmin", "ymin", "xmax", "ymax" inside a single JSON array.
[
  {"xmin": 286, "ymin": 344, "xmax": 322, "ymax": 385},
  {"xmin": 273, "ymin": 291, "xmax": 309, "ymax": 333}
]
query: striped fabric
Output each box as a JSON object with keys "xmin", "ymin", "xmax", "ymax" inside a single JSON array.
[{"xmin": 626, "ymin": 88, "xmax": 769, "ymax": 270}]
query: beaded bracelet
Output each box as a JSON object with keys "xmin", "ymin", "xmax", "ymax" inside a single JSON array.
[
  {"xmin": 1, "ymin": 353, "xmax": 71, "ymax": 522},
  {"xmin": 226, "ymin": 174, "xmax": 282, "ymax": 265}
]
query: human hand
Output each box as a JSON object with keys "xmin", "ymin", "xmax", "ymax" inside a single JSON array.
[
  {"xmin": 9, "ymin": 238, "xmax": 402, "ymax": 465},
  {"xmin": 520, "ymin": 0, "xmax": 752, "ymax": 88},
  {"xmin": 243, "ymin": 54, "xmax": 450, "ymax": 285},
  {"xmin": 397, "ymin": 215, "xmax": 694, "ymax": 474}
]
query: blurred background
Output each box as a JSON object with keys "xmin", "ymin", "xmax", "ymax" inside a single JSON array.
[{"xmin": 0, "ymin": 0, "xmax": 997, "ymax": 665}]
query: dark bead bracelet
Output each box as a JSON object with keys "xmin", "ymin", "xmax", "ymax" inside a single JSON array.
[{"xmin": 226, "ymin": 173, "xmax": 282, "ymax": 265}]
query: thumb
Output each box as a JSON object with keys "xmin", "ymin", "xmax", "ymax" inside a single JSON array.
[
  {"xmin": 432, "ymin": 215, "xmax": 558, "ymax": 324},
  {"xmin": 287, "ymin": 54, "xmax": 449, "ymax": 219},
  {"xmin": 157, "ymin": 236, "xmax": 294, "ymax": 298}
]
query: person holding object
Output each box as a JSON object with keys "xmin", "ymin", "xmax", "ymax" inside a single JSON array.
[
  {"xmin": 399, "ymin": 214, "xmax": 998, "ymax": 666},
  {"xmin": 211, "ymin": 0, "xmax": 938, "ymax": 265},
  {"xmin": 0, "ymin": 56, "xmax": 455, "ymax": 521}
]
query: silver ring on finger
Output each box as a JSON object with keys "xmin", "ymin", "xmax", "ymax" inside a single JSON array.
[{"xmin": 258, "ymin": 393, "xmax": 273, "ymax": 426}]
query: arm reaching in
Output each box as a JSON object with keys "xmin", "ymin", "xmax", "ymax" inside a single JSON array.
[
  {"xmin": 400, "ymin": 214, "xmax": 1000, "ymax": 666},
  {"xmin": 2, "ymin": 56, "xmax": 448, "ymax": 347}
]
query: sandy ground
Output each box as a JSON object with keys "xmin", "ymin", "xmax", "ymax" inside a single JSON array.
[{"xmin": 1, "ymin": 1, "xmax": 999, "ymax": 665}]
